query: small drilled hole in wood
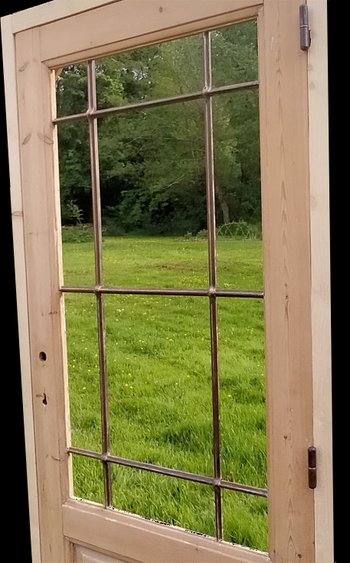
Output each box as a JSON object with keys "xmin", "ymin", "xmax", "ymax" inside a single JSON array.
[{"xmin": 39, "ymin": 351, "xmax": 47, "ymax": 362}]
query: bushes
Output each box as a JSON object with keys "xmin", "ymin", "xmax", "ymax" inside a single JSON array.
[
  {"xmin": 61, "ymin": 220, "xmax": 262, "ymax": 242},
  {"xmin": 61, "ymin": 199, "xmax": 84, "ymax": 225},
  {"xmin": 189, "ymin": 221, "xmax": 262, "ymax": 241},
  {"xmin": 61, "ymin": 224, "xmax": 94, "ymax": 243},
  {"xmin": 217, "ymin": 221, "xmax": 262, "ymax": 240}
]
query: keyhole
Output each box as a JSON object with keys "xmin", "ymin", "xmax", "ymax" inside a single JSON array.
[{"xmin": 39, "ymin": 351, "xmax": 47, "ymax": 362}]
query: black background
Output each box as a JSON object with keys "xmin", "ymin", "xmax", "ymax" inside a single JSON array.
[{"xmin": 0, "ymin": 1, "xmax": 342, "ymax": 561}]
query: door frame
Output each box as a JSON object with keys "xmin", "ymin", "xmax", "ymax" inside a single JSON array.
[{"xmin": 1, "ymin": 1, "xmax": 332, "ymax": 561}]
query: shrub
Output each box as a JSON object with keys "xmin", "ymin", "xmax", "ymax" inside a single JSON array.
[
  {"xmin": 61, "ymin": 200, "xmax": 84, "ymax": 225},
  {"xmin": 61, "ymin": 224, "xmax": 94, "ymax": 243},
  {"xmin": 217, "ymin": 221, "xmax": 262, "ymax": 240}
]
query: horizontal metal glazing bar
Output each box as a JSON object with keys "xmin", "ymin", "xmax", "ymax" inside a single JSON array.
[
  {"xmin": 61, "ymin": 286, "xmax": 264, "ymax": 298},
  {"xmin": 53, "ymin": 80, "xmax": 259, "ymax": 124},
  {"xmin": 69, "ymin": 447, "xmax": 268, "ymax": 498},
  {"xmin": 220, "ymin": 479, "xmax": 267, "ymax": 497}
]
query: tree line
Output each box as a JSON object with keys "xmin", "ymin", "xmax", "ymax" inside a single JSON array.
[{"xmin": 57, "ymin": 21, "xmax": 261, "ymax": 236}]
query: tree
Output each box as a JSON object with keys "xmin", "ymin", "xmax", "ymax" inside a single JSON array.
[{"xmin": 57, "ymin": 21, "xmax": 261, "ymax": 233}]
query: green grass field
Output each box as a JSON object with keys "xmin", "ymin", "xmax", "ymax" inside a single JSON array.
[{"xmin": 63, "ymin": 236, "xmax": 267, "ymax": 551}]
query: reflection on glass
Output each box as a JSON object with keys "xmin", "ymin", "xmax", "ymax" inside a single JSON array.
[
  {"xmin": 105, "ymin": 295, "xmax": 212, "ymax": 475},
  {"xmin": 113, "ymin": 466, "xmax": 215, "ymax": 536},
  {"xmin": 65, "ymin": 294, "xmax": 101, "ymax": 451},
  {"xmin": 56, "ymin": 63, "xmax": 88, "ymax": 117},
  {"xmin": 213, "ymin": 89, "xmax": 262, "ymax": 290},
  {"xmin": 211, "ymin": 21, "xmax": 258, "ymax": 87},
  {"xmin": 98, "ymin": 102, "xmax": 208, "ymax": 288},
  {"xmin": 96, "ymin": 34, "xmax": 203, "ymax": 109},
  {"xmin": 223, "ymin": 491, "xmax": 268, "ymax": 551},
  {"xmin": 72, "ymin": 455, "xmax": 104, "ymax": 505},
  {"xmin": 58, "ymin": 121, "xmax": 95, "ymax": 287},
  {"xmin": 218, "ymin": 298, "xmax": 266, "ymax": 489}
]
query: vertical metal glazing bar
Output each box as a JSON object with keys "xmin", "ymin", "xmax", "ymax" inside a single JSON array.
[
  {"xmin": 87, "ymin": 60, "xmax": 112, "ymax": 507},
  {"xmin": 203, "ymin": 32, "xmax": 223, "ymax": 541}
]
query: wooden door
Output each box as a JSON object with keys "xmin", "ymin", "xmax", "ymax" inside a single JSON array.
[{"xmin": 2, "ymin": 1, "xmax": 332, "ymax": 562}]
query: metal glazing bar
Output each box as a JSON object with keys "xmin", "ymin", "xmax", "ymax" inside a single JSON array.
[
  {"xmin": 221, "ymin": 479, "xmax": 268, "ymax": 498},
  {"xmin": 87, "ymin": 59, "xmax": 112, "ymax": 507},
  {"xmin": 61, "ymin": 285, "xmax": 264, "ymax": 299},
  {"xmin": 69, "ymin": 447, "xmax": 268, "ymax": 498},
  {"xmin": 203, "ymin": 31, "xmax": 222, "ymax": 542},
  {"xmin": 53, "ymin": 81, "xmax": 259, "ymax": 125},
  {"xmin": 88, "ymin": 60, "xmax": 103, "ymax": 288}
]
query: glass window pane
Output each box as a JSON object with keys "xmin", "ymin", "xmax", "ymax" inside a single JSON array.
[
  {"xmin": 56, "ymin": 63, "xmax": 88, "ymax": 118},
  {"xmin": 96, "ymin": 34, "xmax": 203, "ymax": 110},
  {"xmin": 211, "ymin": 21, "xmax": 258, "ymax": 87},
  {"xmin": 58, "ymin": 121, "xmax": 95, "ymax": 287},
  {"xmin": 213, "ymin": 89, "xmax": 262, "ymax": 291},
  {"xmin": 98, "ymin": 101, "xmax": 209, "ymax": 288},
  {"xmin": 105, "ymin": 295, "xmax": 213, "ymax": 475},
  {"xmin": 219, "ymin": 298, "xmax": 267, "ymax": 489},
  {"xmin": 72, "ymin": 455, "xmax": 104, "ymax": 505},
  {"xmin": 65, "ymin": 294, "xmax": 101, "ymax": 451},
  {"xmin": 113, "ymin": 466, "xmax": 215, "ymax": 537},
  {"xmin": 223, "ymin": 490, "xmax": 268, "ymax": 551}
]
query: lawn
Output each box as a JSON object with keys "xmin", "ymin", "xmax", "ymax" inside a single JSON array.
[{"xmin": 63, "ymin": 235, "xmax": 267, "ymax": 551}]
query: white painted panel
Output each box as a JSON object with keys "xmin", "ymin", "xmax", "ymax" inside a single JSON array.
[{"xmin": 75, "ymin": 545, "xmax": 139, "ymax": 563}]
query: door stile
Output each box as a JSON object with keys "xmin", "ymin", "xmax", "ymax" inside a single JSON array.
[{"xmin": 15, "ymin": 27, "xmax": 72, "ymax": 562}]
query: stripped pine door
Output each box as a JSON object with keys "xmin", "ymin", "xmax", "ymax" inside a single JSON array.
[{"xmin": 2, "ymin": 1, "xmax": 332, "ymax": 562}]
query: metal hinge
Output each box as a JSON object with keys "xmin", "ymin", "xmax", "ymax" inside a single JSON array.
[
  {"xmin": 299, "ymin": 5, "xmax": 311, "ymax": 51},
  {"xmin": 308, "ymin": 446, "xmax": 317, "ymax": 489}
]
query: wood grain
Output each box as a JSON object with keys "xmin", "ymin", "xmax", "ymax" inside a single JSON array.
[
  {"xmin": 64, "ymin": 500, "xmax": 270, "ymax": 563},
  {"xmin": 39, "ymin": 0, "xmax": 262, "ymax": 67},
  {"xmin": 259, "ymin": 0, "xmax": 315, "ymax": 560},
  {"xmin": 308, "ymin": 1, "xmax": 333, "ymax": 561},
  {"xmin": 11, "ymin": 0, "xmax": 121, "ymax": 33},
  {"xmin": 1, "ymin": 15, "xmax": 41, "ymax": 563},
  {"xmin": 15, "ymin": 27, "xmax": 72, "ymax": 562}
]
